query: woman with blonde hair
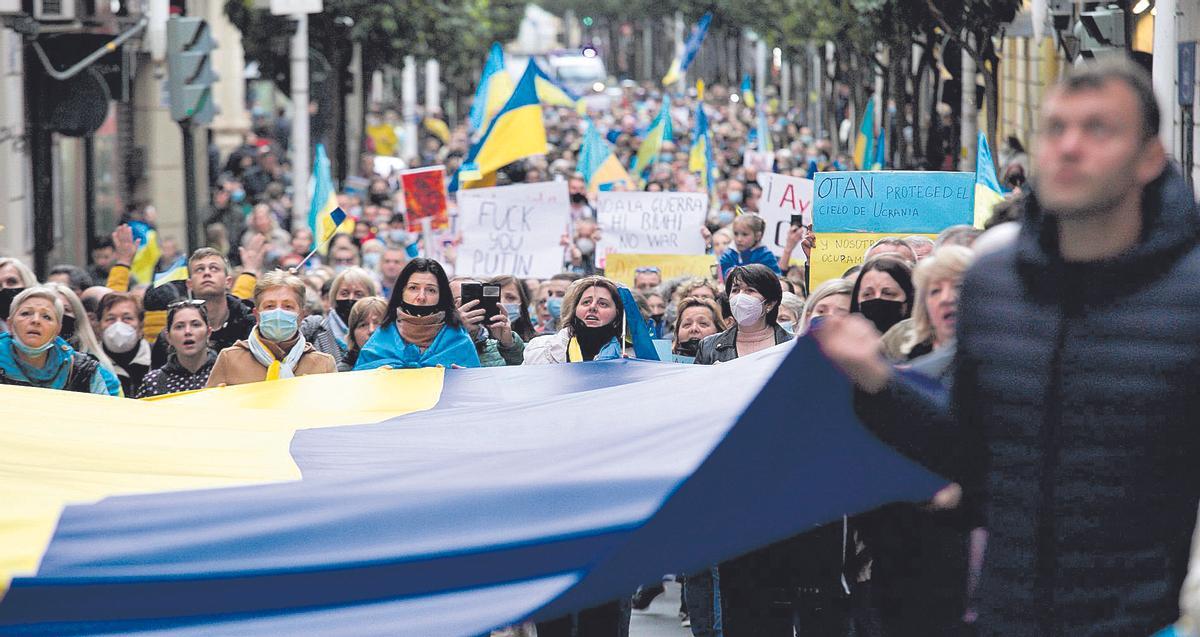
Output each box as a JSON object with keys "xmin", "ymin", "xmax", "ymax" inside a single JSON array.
[
  {"xmin": 799, "ymin": 279, "xmax": 854, "ymax": 334},
  {"xmin": 899, "ymin": 245, "xmax": 976, "ymax": 363},
  {"xmin": 0, "ymin": 286, "xmax": 115, "ymax": 394},
  {"xmin": 339, "ymin": 296, "xmax": 388, "ymax": 372},
  {"xmin": 301, "ymin": 266, "xmax": 379, "ymax": 368}
]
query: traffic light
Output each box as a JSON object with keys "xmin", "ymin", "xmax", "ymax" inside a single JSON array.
[{"xmin": 166, "ymin": 17, "xmax": 219, "ymax": 124}]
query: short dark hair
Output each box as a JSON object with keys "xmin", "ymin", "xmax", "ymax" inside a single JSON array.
[
  {"xmin": 48, "ymin": 264, "xmax": 93, "ymax": 292},
  {"xmin": 385, "ymin": 257, "xmax": 461, "ymax": 328},
  {"xmin": 724, "ymin": 263, "xmax": 783, "ymax": 326},
  {"xmin": 1059, "ymin": 56, "xmax": 1160, "ymax": 139}
]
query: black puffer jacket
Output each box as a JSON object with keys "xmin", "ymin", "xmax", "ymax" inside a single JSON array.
[{"xmin": 860, "ymin": 165, "xmax": 1200, "ymax": 635}]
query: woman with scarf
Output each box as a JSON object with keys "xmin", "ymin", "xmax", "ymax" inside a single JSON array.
[
  {"xmin": 206, "ymin": 270, "xmax": 336, "ymax": 387},
  {"xmin": 523, "ymin": 276, "xmax": 627, "ymax": 365},
  {"xmin": 43, "ymin": 282, "xmax": 122, "ymax": 396},
  {"xmin": 301, "ymin": 266, "xmax": 379, "ymax": 368},
  {"xmin": 354, "ymin": 258, "xmax": 480, "ymax": 370},
  {"xmin": 522, "ymin": 275, "xmax": 631, "ymax": 636},
  {"xmin": 0, "ymin": 287, "xmax": 114, "ymax": 394}
]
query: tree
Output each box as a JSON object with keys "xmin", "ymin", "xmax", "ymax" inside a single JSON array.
[{"xmin": 924, "ymin": 0, "xmax": 1020, "ymax": 171}]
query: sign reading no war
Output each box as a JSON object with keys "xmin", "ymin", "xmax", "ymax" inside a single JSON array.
[
  {"xmin": 812, "ymin": 171, "xmax": 974, "ymax": 234},
  {"xmin": 595, "ymin": 191, "xmax": 709, "ymax": 262}
]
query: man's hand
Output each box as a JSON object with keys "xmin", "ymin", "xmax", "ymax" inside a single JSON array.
[
  {"xmin": 810, "ymin": 314, "xmax": 893, "ymax": 393},
  {"xmin": 488, "ymin": 309, "xmax": 513, "ymax": 347},
  {"xmin": 112, "ymin": 225, "xmax": 138, "ymax": 265},
  {"xmin": 458, "ymin": 299, "xmax": 486, "ymax": 336},
  {"xmin": 801, "ymin": 225, "xmax": 816, "ymax": 260},
  {"xmin": 239, "ymin": 233, "xmax": 267, "ymax": 275}
]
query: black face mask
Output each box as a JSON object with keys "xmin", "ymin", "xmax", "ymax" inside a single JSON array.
[
  {"xmin": 650, "ymin": 313, "xmax": 665, "ymax": 323},
  {"xmin": 399, "ymin": 300, "xmax": 441, "ymax": 317},
  {"xmin": 0, "ymin": 287, "xmax": 25, "ymax": 321},
  {"xmin": 570, "ymin": 192, "xmax": 589, "ymax": 206},
  {"xmin": 60, "ymin": 314, "xmax": 77, "ymax": 340},
  {"xmin": 335, "ymin": 299, "xmax": 355, "ymax": 324},
  {"xmin": 369, "ymin": 193, "xmax": 389, "ymax": 206},
  {"xmin": 858, "ymin": 298, "xmax": 907, "ymax": 334},
  {"xmin": 675, "ymin": 338, "xmax": 701, "ymax": 357}
]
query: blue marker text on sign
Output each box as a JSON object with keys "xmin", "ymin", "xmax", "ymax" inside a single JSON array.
[{"xmin": 812, "ymin": 171, "xmax": 974, "ymax": 233}]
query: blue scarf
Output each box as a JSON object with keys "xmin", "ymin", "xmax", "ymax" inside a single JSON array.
[
  {"xmin": 0, "ymin": 333, "xmax": 74, "ymax": 389},
  {"xmin": 353, "ymin": 323, "xmax": 481, "ymax": 370}
]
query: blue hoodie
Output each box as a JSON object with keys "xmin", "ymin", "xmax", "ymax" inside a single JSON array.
[{"xmin": 719, "ymin": 245, "xmax": 781, "ymax": 278}]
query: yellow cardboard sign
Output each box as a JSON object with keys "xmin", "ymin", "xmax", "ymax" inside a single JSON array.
[
  {"xmin": 809, "ymin": 233, "xmax": 936, "ymax": 287},
  {"xmin": 604, "ymin": 253, "xmax": 717, "ymax": 288}
]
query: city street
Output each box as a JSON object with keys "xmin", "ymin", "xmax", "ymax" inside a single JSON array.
[{"xmin": 630, "ymin": 582, "xmax": 691, "ymax": 637}]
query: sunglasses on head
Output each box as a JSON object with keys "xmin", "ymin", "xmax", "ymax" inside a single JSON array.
[
  {"xmin": 635, "ymin": 267, "xmax": 661, "ymax": 274},
  {"xmin": 167, "ymin": 299, "xmax": 207, "ymax": 309}
]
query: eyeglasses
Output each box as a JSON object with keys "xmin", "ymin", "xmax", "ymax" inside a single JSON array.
[
  {"xmin": 167, "ymin": 299, "xmax": 207, "ymax": 309},
  {"xmin": 635, "ymin": 267, "xmax": 661, "ymax": 275}
]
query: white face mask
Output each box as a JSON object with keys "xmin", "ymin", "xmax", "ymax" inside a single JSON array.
[
  {"xmin": 103, "ymin": 321, "xmax": 140, "ymax": 353},
  {"xmin": 729, "ymin": 293, "xmax": 765, "ymax": 327}
]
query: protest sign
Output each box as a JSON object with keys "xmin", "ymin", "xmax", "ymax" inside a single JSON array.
[
  {"xmin": 604, "ymin": 253, "xmax": 715, "ymax": 288},
  {"xmin": 812, "ymin": 171, "xmax": 974, "ymax": 234},
  {"xmin": 456, "ymin": 181, "xmax": 569, "ymax": 278},
  {"xmin": 756, "ymin": 172, "xmax": 813, "ymax": 257},
  {"xmin": 595, "ymin": 192, "xmax": 708, "ymax": 267},
  {"xmin": 809, "ymin": 232, "xmax": 937, "ymax": 287},
  {"xmin": 399, "ymin": 166, "xmax": 449, "ymax": 233}
]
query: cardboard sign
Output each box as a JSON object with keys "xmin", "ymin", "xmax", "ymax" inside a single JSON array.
[
  {"xmin": 400, "ymin": 165, "xmax": 449, "ymax": 233},
  {"xmin": 809, "ymin": 232, "xmax": 937, "ymax": 287},
  {"xmin": 456, "ymin": 181, "xmax": 570, "ymax": 279},
  {"xmin": 756, "ymin": 172, "xmax": 813, "ymax": 258},
  {"xmin": 604, "ymin": 253, "xmax": 716, "ymax": 288},
  {"xmin": 595, "ymin": 192, "xmax": 709, "ymax": 267},
  {"xmin": 812, "ymin": 171, "xmax": 974, "ymax": 234}
]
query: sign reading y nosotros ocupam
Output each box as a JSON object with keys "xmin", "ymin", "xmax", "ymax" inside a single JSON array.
[{"xmin": 812, "ymin": 171, "xmax": 974, "ymax": 234}]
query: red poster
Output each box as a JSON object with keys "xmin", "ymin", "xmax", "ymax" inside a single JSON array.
[{"xmin": 400, "ymin": 165, "xmax": 449, "ymax": 233}]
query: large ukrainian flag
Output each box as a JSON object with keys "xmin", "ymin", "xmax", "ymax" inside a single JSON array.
[
  {"xmin": 0, "ymin": 339, "xmax": 946, "ymax": 635},
  {"xmin": 451, "ymin": 63, "xmax": 547, "ymax": 192}
]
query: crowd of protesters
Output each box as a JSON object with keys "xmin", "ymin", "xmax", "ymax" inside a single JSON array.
[{"xmin": 2, "ymin": 55, "xmax": 1197, "ymax": 637}]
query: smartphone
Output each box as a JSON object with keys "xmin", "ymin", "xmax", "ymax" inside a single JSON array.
[
  {"xmin": 461, "ymin": 282, "xmax": 501, "ymax": 320},
  {"xmin": 790, "ymin": 214, "xmax": 804, "ymax": 227}
]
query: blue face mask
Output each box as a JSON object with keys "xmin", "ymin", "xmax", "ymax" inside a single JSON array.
[
  {"xmin": 231, "ymin": 189, "xmax": 246, "ymax": 204},
  {"xmin": 503, "ymin": 303, "xmax": 522, "ymax": 324},
  {"xmin": 13, "ymin": 336, "xmax": 57, "ymax": 356},
  {"xmin": 258, "ymin": 308, "xmax": 299, "ymax": 341},
  {"xmin": 546, "ymin": 297, "xmax": 563, "ymax": 323},
  {"xmin": 718, "ymin": 211, "xmax": 735, "ymax": 225},
  {"xmin": 780, "ymin": 321, "xmax": 796, "ymax": 335},
  {"xmin": 362, "ymin": 253, "xmax": 381, "ymax": 270},
  {"xmin": 727, "ymin": 191, "xmax": 743, "ymax": 204}
]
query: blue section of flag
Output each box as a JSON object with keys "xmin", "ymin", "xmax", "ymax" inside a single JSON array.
[
  {"xmin": 469, "ymin": 43, "xmax": 506, "ymax": 133},
  {"xmin": 975, "ymin": 131, "xmax": 1002, "ymax": 193},
  {"xmin": 576, "ymin": 118, "xmax": 610, "ymax": 183},
  {"xmin": 616, "ymin": 286, "xmax": 660, "ymax": 361},
  {"xmin": 679, "ymin": 13, "xmax": 712, "ymax": 73},
  {"xmin": 329, "ymin": 207, "xmax": 347, "ymax": 229}
]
